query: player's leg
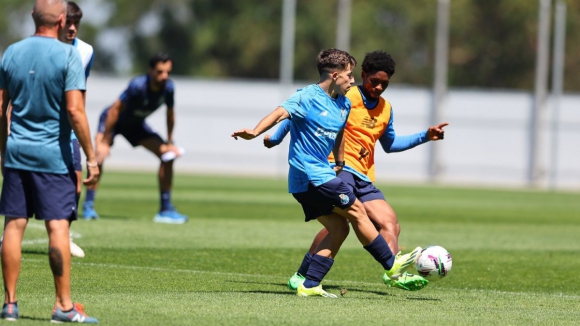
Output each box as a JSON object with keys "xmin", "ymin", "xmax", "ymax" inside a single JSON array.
[
  {"xmin": 287, "ymin": 229, "xmax": 328, "ymax": 290},
  {"xmin": 297, "ymin": 214, "xmax": 348, "ymax": 298},
  {"xmin": 136, "ymin": 129, "xmax": 187, "ymax": 224},
  {"xmin": 45, "ymin": 219, "xmax": 73, "ymax": 310},
  {"xmin": 0, "ymin": 168, "xmax": 31, "ymax": 320},
  {"xmin": 364, "ymin": 199, "xmax": 400, "ymax": 253},
  {"xmin": 70, "ymin": 139, "xmax": 85, "ymax": 258},
  {"xmin": 82, "ymin": 109, "xmax": 110, "ymax": 219},
  {"xmin": 1, "ymin": 217, "xmax": 27, "ymax": 320}
]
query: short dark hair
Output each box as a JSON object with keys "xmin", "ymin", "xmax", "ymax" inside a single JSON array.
[
  {"xmin": 316, "ymin": 48, "xmax": 353, "ymax": 75},
  {"xmin": 149, "ymin": 53, "xmax": 172, "ymax": 68},
  {"xmin": 361, "ymin": 51, "xmax": 396, "ymax": 77},
  {"xmin": 66, "ymin": 1, "xmax": 82, "ymax": 22}
]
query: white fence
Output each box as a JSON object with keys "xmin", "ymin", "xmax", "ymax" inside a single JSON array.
[{"xmin": 85, "ymin": 76, "xmax": 580, "ymax": 190}]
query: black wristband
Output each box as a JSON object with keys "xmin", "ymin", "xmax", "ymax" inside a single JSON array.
[{"xmin": 335, "ymin": 161, "xmax": 345, "ymax": 167}]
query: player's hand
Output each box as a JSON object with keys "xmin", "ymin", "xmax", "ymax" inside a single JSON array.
[
  {"xmin": 232, "ymin": 129, "xmax": 257, "ymax": 140},
  {"xmin": 96, "ymin": 142, "xmax": 111, "ymax": 164},
  {"xmin": 263, "ymin": 134, "xmax": 276, "ymax": 148},
  {"xmin": 333, "ymin": 165, "xmax": 343, "ymax": 175},
  {"xmin": 427, "ymin": 122, "xmax": 449, "ymax": 141},
  {"xmin": 167, "ymin": 144, "xmax": 182, "ymax": 157},
  {"xmin": 83, "ymin": 162, "xmax": 100, "ymax": 186}
]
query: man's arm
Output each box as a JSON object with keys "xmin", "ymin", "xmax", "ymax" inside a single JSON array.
[
  {"xmin": 0, "ymin": 88, "xmax": 10, "ymax": 159},
  {"xmin": 66, "ymin": 89, "xmax": 99, "ymax": 185},
  {"xmin": 263, "ymin": 119, "xmax": 290, "ymax": 148},
  {"xmin": 96, "ymin": 99, "xmax": 125, "ymax": 163},
  {"xmin": 332, "ymin": 129, "xmax": 345, "ymax": 173},
  {"xmin": 166, "ymin": 106, "xmax": 175, "ymax": 144},
  {"xmin": 232, "ymin": 106, "xmax": 289, "ymax": 140}
]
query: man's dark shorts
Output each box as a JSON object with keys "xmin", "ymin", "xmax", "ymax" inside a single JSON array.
[
  {"xmin": 0, "ymin": 167, "xmax": 77, "ymax": 221},
  {"xmin": 292, "ymin": 177, "xmax": 357, "ymax": 222},
  {"xmin": 98, "ymin": 108, "xmax": 163, "ymax": 147},
  {"xmin": 72, "ymin": 139, "xmax": 82, "ymax": 172},
  {"xmin": 337, "ymin": 171, "xmax": 386, "ymax": 203}
]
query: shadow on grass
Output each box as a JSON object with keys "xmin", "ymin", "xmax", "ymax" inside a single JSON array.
[
  {"xmin": 242, "ymin": 290, "xmax": 296, "ymax": 295},
  {"xmin": 406, "ymin": 296, "xmax": 441, "ymax": 301},
  {"xmin": 20, "ymin": 315, "xmax": 51, "ymax": 322},
  {"xmin": 22, "ymin": 249, "xmax": 47, "ymax": 255}
]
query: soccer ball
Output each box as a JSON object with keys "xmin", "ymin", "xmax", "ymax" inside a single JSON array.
[{"xmin": 415, "ymin": 245, "xmax": 452, "ymax": 282}]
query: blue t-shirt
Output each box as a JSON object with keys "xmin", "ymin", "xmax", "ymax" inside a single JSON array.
[
  {"xmin": 0, "ymin": 36, "xmax": 86, "ymax": 174},
  {"xmin": 280, "ymin": 84, "xmax": 351, "ymax": 193},
  {"xmin": 115, "ymin": 75, "xmax": 174, "ymax": 126}
]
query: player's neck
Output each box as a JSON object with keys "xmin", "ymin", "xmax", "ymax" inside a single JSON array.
[
  {"xmin": 318, "ymin": 79, "xmax": 339, "ymax": 99},
  {"xmin": 34, "ymin": 25, "xmax": 60, "ymax": 39}
]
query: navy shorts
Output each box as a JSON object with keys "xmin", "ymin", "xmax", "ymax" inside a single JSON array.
[
  {"xmin": 98, "ymin": 108, "xmax": 163, "ymax": 147},
  {"xmin": 0, "ymin": 167, "xmax": 77, "ymax": 221},
  {"xmin": 292, "ymin": 177, "xmax": 357, "ymax": 222},
  {"xmin": 337, "ymin": 171, "xmax": 385, "ymax": 203},
  {"xmin": 72, "ymin": 139, "xmax": 82, "ymax": 172}
]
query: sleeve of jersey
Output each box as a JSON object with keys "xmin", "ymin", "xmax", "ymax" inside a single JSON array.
[
  {"xmin": 119, "ymin": 79, "xmax": 139, "ymax": 105},
  {"xmin": 268, "ymin": 119, "xmax": 290, "ymax": 145},
  {"xmin": 378, "ymin": 108, "xmax": 429, "ymax": 153},
  {"xmin": 65, "ymin": 49, "xmax": 86, "ymax": 92},
  {"xmin": 280, "ymin": 90, "xmax": 307, "ymax": 120},
  {"xmin": 165, "ymin": 80, "xmax": 175, "ymax": 108}
]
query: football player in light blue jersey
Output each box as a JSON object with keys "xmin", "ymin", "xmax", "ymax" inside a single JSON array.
[
  {"xmin": 0, "ymin": 0, "xmax": 99, "ymax": 322},
  {"xmin": 232, "ymin": 49, "xmax": 413, "ymax": 298},
  {"xmin": 58, "ymin": 0, "xmax": 95, "ymax": 258}
]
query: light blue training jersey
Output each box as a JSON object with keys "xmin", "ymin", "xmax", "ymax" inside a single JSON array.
[
  {"xmin": 70, "ymin": 37, "xmax": 94, "ymax": 142},
  {"xmin": 280, "ymin": 84, "xmax": 351, "ymax": 193},
  {"xmin": 0, "ymin": 36, "xmax": 86, "ymax": 174},
  {"xmin": 270, "ymin": 86, "xmax": 429, "ymax": 183}
]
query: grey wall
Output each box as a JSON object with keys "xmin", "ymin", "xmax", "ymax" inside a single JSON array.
[{"xmin": 85, "ymin": 76, "xmax": 580, "ymax": 190}]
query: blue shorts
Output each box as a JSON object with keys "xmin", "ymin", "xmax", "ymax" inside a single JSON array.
[
  {"xmin": 72, "ymin": 139, "xmax": 82, "ymax": 172},
  {"xmin": 292, "ymin": 177, "xmax": 357, "ymax": 222},
  {"xmin": 98, "ymin": 108, "xmax": 163, "ymax": 147},
  {"xmin": 337, "ymin": 171, "xmax": 385, "ymax": 203},
  {"xmin": 0, "ymin": 167, "xmax": 77, "ymax": 221}
]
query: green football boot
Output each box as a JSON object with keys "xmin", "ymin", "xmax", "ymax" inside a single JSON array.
[
  {"xmin": 287, "ymin": 272, "xmax": 306, "ymax": 291},
  {"xmin": 384, "ymin": 246, "xmax": 422, "ymax": 280},
  {"xmin": 383, "ymin": 272, "xmax": 429, "ymax": 291}
]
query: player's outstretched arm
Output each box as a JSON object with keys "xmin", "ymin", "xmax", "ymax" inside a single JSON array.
[
  {"xmin": 263, "ymin": 119, "xmax": 290, "ymax": 148},
  {"xmin": 232, "ymin": 106, "xmax": 289, "ymax": 140},
  {"xmin": 66, "ymin": 89, "xmax": 99, "ymax": 185},
  {"xmin": 427, "ymin": 122, "xmax": 448, "ymax": 141}
]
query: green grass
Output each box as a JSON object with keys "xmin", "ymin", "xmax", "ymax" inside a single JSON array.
[{"xmin": 6, "ymin": 172, "xmax": 580, "ymax": 325}]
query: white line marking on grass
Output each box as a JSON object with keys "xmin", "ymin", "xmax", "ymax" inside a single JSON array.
[{"xmin": 19, "ymin": 258, "xmax": 580, "ymax": 300}]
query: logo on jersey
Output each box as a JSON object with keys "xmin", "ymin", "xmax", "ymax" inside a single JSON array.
[
  {"xmin": 358, "ymin": 147, "xmax": 370, "ymax": 160},
  {"xmin": 320, "ymin": 110, "xmax": 328, "ymax": 117},
  {"xmin": 314, "ymin": 128, "xmax": 337, "ymax": 140},
  {"xmin": 361, "ymin": 117, "xmax": 377, "ymax": 129},
  {"xmin": 339, "ymin": 194, "xmax": 350, "ymax": 205},
  {"xmin": 341, "ymin": 108, "xmax": 347, "ymax": 121}
]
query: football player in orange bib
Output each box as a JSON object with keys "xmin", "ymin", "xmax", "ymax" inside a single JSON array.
[{"xmin": 265, "ymin": 50, "xmax": 448, "ymax": 291}]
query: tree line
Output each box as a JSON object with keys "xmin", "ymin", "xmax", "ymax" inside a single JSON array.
[{"xmin": 1, "ymin": 0, "xmax": 579, "ymax": 91}]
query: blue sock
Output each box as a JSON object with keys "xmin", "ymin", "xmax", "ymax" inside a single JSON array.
[
  {"xmin": 363, "ymin": 234, "xmax": 395, "ymax": 270},
  {"xmin": 161, "ymin": 190, "xmax": 172, "ymax": 211},
  {"xmin": 297, "ymin": 252, "xmax": 313, "ymax": 276},
  {"xmin": 303, "ymin": 254, "xmax": 334, "ymax": 288},
  {"xmin": 85, "ymin": 189, "xmax": 96, "ymax": 203}
]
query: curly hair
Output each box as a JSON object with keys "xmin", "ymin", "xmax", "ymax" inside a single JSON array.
[{"xmin": 361, "ymin": 51, "xmax": 396, "ymax": 77}]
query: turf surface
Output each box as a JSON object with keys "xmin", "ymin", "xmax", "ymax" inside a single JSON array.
[{"xmin": 6, "ymin": 172, "xmax": 580, "ymax": 325}]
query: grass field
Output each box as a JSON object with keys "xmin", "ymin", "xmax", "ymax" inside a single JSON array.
[{"xmin": 6, "ymin": 172, "xmax": 580, "ymax": 325}]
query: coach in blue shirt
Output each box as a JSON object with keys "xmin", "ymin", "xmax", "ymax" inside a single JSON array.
[{"xmin": 0, "ymin": 0, "xmax": 99, "ymax": 323}]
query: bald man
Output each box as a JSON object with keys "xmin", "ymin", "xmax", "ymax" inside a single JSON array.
[{"xmin": 0, "ymin": 0, "xmax": 98, "ymax": 323}]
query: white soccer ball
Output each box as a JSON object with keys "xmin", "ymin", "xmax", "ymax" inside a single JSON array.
[{"xmin": 415, "ymin": 245, "xmax": 452, "ymax": 282}]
